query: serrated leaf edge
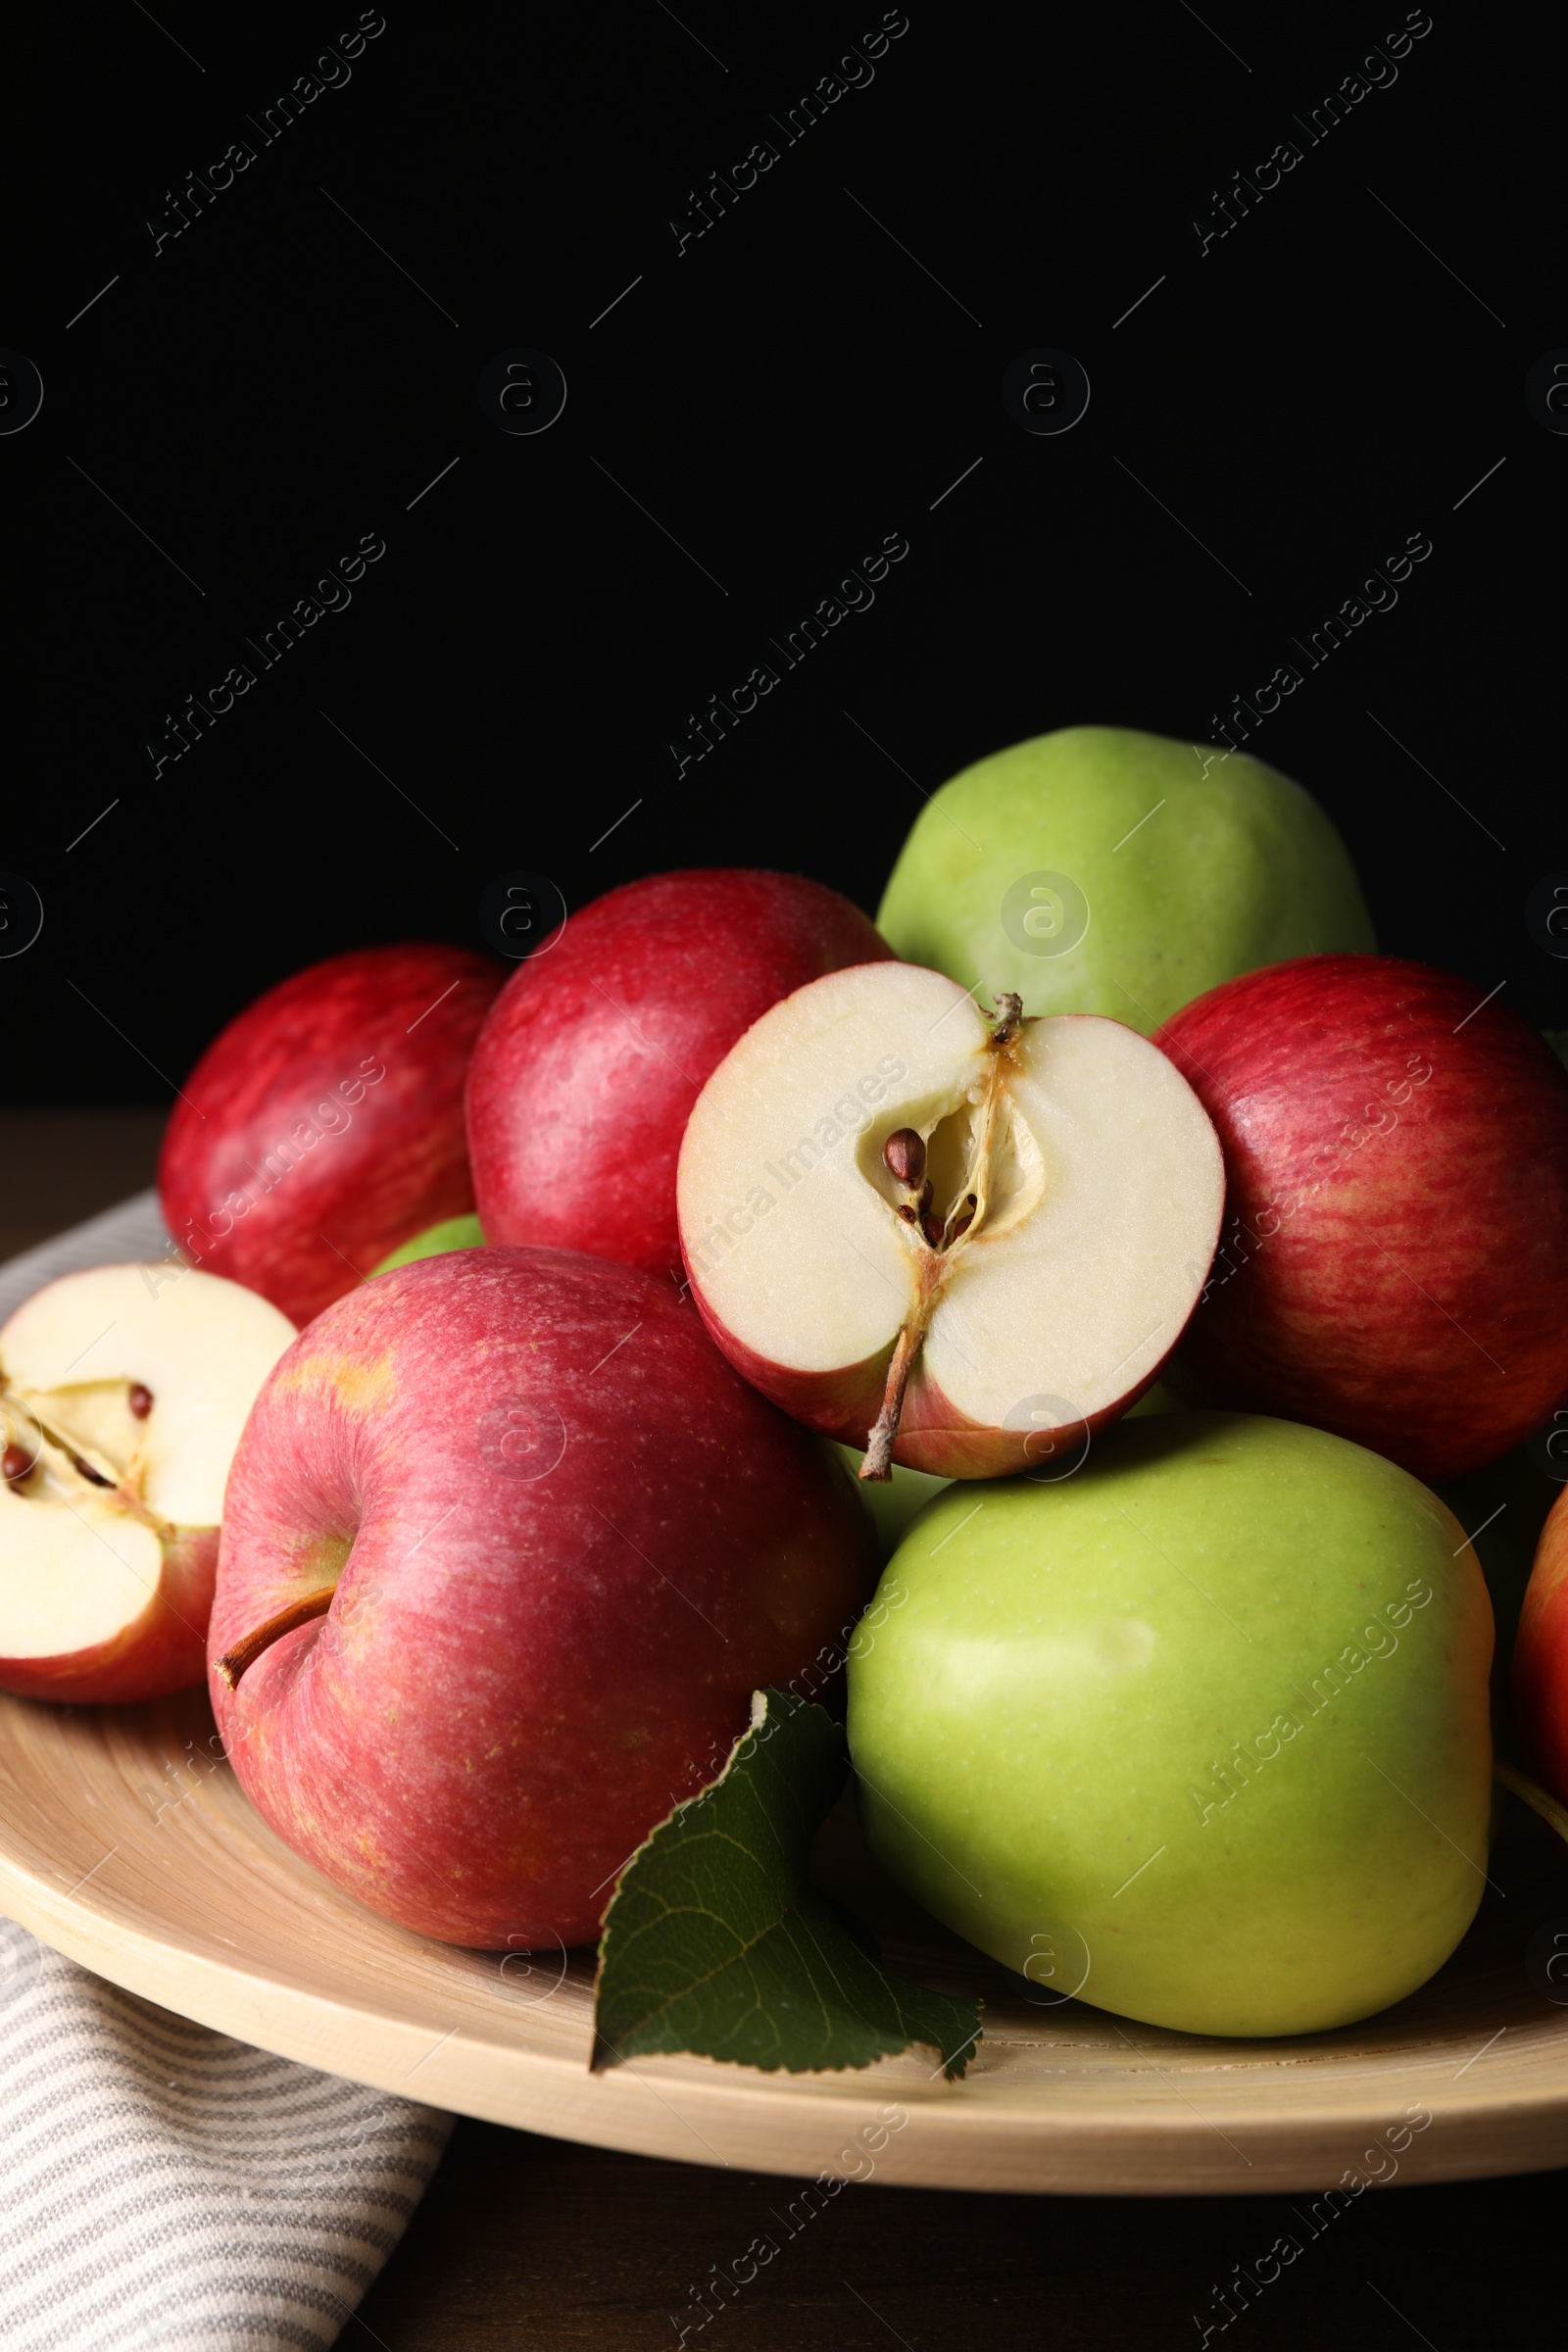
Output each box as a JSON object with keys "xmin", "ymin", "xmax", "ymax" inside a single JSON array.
[{"xmin": 591, "ymin": 1689, "xmax": 981, "ymax": 2082}]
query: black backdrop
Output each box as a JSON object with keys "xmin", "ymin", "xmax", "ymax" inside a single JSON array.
[{"xmin": 6, "ymin": 0, "xmax": 1562, "ymax": 1104}]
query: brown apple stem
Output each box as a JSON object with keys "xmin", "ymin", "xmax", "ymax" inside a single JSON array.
[
  {"xmin": 1494, "ymin": 1758, "xmax": 1568, "ymax": 1853},
  {"xmin": 215, "ymin": 1587, "xmax": 337, "ymax": 1691},
  {"xmin": 990, "ymin": 990, "xmax": 1024, "ymax": 1046},
  {"xmin": 861, "ymin": 1322, "xmax": 926, "ymax": 1482}
]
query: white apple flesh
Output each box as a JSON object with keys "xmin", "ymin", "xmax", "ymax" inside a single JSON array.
[
  {"xmin": 0, "ymin": 1265, "xmax": 295, "ymax": 1701},
  {"xmin": 676, "ymin": 963, "xmax": 1224, "ymax": 1478}
]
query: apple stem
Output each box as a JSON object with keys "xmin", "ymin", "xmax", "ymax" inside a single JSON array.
[
  {"xmin": 1494, "ymin": 1757, "xmax": 1568, "ymax": 1853},
  {"xmin": 215, "ymin": 1586, "xmax": 338, "ymax": 1690},
  {"xmin": 990, "ymin": 991, "xmax": 1024, "ymax": 1046},
  {"xmin": 861, "ymin": 1321, "xmax": 925, "ymax": 1482}
]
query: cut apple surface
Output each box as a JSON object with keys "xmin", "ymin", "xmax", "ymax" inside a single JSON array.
[
  {"xmin": 676, "ymin": 963, "xmax": 1225, "ymax": 1477},
  {"xmin": 0, "ymin": 1264, "xmax": 296, "ymax": 1702}
]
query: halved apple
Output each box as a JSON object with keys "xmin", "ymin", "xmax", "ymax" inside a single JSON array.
[
  {"xmin": 0, "ymin": 1264, "xmax": 295, "ymax": 1701},
  {"xmin": 676, "ymin": 963, "xmax": 1224, "ymax": 1478}
]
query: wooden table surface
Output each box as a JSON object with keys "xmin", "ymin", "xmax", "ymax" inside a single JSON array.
[{"xmin": 4, "ymin": 1108, "xmax": 1564, "ymax": 2351}]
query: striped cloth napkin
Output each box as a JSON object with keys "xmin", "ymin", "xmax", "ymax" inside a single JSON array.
[{"xmin": 0, "ymin": 1197, "xmax": 453, "ymax": 2350}]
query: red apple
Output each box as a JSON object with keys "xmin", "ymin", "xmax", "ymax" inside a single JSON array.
[
  {"xmin": 1158, "ymin": 956, "xmax": 1568, "ymax": 1482},
  {"xmin": 1514, "ymin": 1484, "xmax": 1568, "ymax": 1799},
  {"xmin": 675, "ymin": 961, "xmax": 1224, "ymax": 1478},
  {"xmin": 160, "ymin": 944, "xmax": 503, "ymax": 1326},
  {"xmin": 207, "ymin": 1246, "xmax": 877, "ymax": 1948},
  {"xmin": 0, "ymin": 1264, "xmax": 294, "ymax": 1701},
  {"xmin": 466, "ymin": 869, "xmax": 891, "ymax": 1281}
]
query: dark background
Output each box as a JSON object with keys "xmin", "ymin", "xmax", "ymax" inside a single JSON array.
[
  {"xmin": 4, "ymin": 0, "xmax": 1562, "ymax": 1104},
  {"xmin": 6, "ymin": 6, "xmax": 1567, "ymax": 2345}
]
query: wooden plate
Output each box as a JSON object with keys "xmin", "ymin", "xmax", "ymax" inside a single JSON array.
[{"xmin": 1, "ymin": 1683, "xmax": 1566, "ymax": 2195}]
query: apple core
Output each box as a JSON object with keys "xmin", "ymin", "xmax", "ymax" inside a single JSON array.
[{"xmin": 677, "ymin": 961, "xmax": 1225, "ymax": 1480}]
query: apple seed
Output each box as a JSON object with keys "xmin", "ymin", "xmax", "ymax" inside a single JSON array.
[
  {"xmin": 2, "ymin": 1445, "xmax": 30, "ymax": 1484},
  {"xmin": 883, "ymin": 1128, "xmax": 926, "ymax": 1188},
  {"xmin": 129, "ymin": 1383, "xmax": 154, "ymax": 1419},
  {"xmin": 946, "ymin": 1195, "xmax": 978, "ymax": 1244}
]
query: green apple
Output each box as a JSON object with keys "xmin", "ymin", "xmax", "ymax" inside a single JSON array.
[
  {"xmin": 847, "ymin": 1412, "xmax": 1493, "ymax": 2036},
  {"xmin": 876, "ymin": 725, "xmax": 1375, "ymax": 1034},
  {"xmin": 1124, "ymin": 1379, "xmax": 1180, "ymax": 1419},
  {"xmin": 833, "ymin": 1385, "xmax": 1179, "ymax": 1560},
  {"xmin": 832, "ymin": 1443, "xmax": 952, "ymax": 1560},
  {"xmin": 371, "ymin": 1214, "xmax": 484, "ymax": 1276}
]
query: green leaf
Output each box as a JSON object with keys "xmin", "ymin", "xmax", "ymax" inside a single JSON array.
[{"xmin": 593, "ymin": 1689, "xmax": 981, "ymax": 2080}]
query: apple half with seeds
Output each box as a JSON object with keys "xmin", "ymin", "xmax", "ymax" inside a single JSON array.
[
  {"xmin": 676, "ymin": 962, "xmax": 1224, "ymax": 1478},
  {"xmin": 0, "ymin": 1264, "xmax": 295, "ymax": 1702}
]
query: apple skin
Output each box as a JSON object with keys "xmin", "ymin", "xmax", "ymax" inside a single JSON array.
[
  {"xmin": 1158, "ymin": 956, "xmax": 1568, "ymax": 1483},
  {"xmin": 0, "ymin": 1260, "xmax": 296, "ymax": 1705},
  {"xmin": 1511, "ymin": 1484, "xmax": 1568, "ymax": 1800},
  {"xmin": 0, "ymin": 1528, "xmax": 216, "ymax": 1706},
  {"xmin": 830, "ymin": 1382, "xmax": 1180, "ymax": 1544},
  {"xmin": 831, "ymin": 1443, "xmax": 952, "ymax": 1559},
  {"xmin": 848, "ymin": 1412, "xmax": 1494, "ymax": 2038},
  {"xmin": 160, "ymin": 944, "xmax": 503, "ymax": 1326},
  {"xmin": 876, "ymin": 725, "xmax": 1374, "ymax": 1036},
  {"xmin": 687, "ymin": 1298, "xmax": 1172, "ymax": 1478},
  {"xmin": 466, "ymin": 870, "xmax": 891, "ymax": 1280},
  {"xmin": 208, "ymin": 1246, "xmax": 879, "ymax": 1949}
]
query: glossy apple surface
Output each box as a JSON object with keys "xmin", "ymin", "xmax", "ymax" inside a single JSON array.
[
  {"xmin": 1158, "ymin": 956, "xmax": 1568, "ymax": 1482},
  {"xmin": 848, "ymin": 1412, "xmax": 1494, "ymax": 2037},
  {"xmin": 208, "ymin": 1246, "xmax": 878, "ymax": 1948},
  {"xmin": 877, "ymin": 725, "xmax": 1374, "ymax": 1035},
  {"xmin": 466, "ymin": 869, "xmax": 891, "ymax": 1281},
  {"xmin": 0, "ymin": 1264, "xmax": 294, "ymax": 1701},
  {"xmin": 1512, "ymin": 1483, "xmax": 1568, "ymax": 1799},
  {"xmin": 676, "ymin": 961, "xmax": 1222, "ymax": 1477},
  {"xmin": 160, "ymin": 943, "xmax": 503, "ymax": 1325}
]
